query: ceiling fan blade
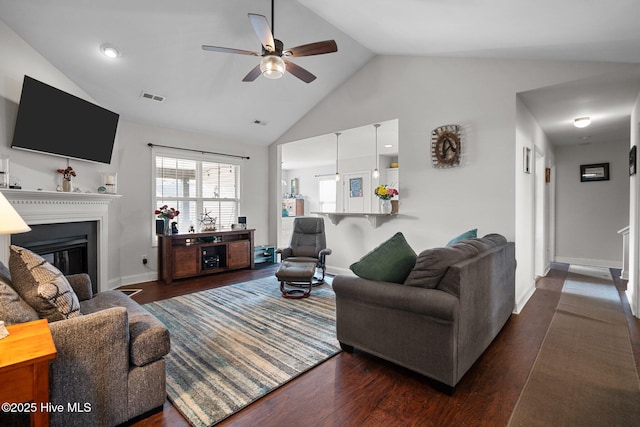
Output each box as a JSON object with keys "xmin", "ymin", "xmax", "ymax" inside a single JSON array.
[
  {"xmin": 284, "ymin": 40, "xmax": 338, "ymax": 57},
  {"xmin": 242, "ymin": 64, "xmax": 262, "ymax": 82},
  {"xmin": 202, "ymin": 45, "xmax": 259, "ymax": 56},
  {"xmin": 248, "ymin": 13, "xmax": 276, "ymax": 52},
  {"xmin": 284, "ymin": 60, "xmax": 316, "ymax": 84}
]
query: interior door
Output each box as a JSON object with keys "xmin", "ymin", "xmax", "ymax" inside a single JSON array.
[{"xmin": 340, "ymin": 171, "xmax": 371, "ymax": 213}]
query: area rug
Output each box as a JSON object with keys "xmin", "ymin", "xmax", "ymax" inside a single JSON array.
[
  {"xmin": 144, "ymin": 277, "xmax": 340, "ymax": 427},
  {"xmin": 508, "ymin": 272, "xmax": 640, "ymax": 426}
]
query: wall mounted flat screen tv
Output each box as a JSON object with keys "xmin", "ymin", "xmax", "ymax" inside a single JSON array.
[{"xmin": 11, "ymin": 75, "xmax": 119, "ymax": 164}]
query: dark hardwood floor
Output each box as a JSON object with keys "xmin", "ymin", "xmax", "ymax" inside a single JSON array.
[{"xmin": 119, "ymin": 263, "xmax": 640, "ymax": 427}]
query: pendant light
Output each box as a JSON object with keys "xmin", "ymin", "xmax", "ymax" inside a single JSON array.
[
  {"xmin": 372, "ymin": 124, "xmax": 380, "ymax": 179},
  {"xmin": 335, "ymin": 132, "xmax": 341, "ymax": 181}
]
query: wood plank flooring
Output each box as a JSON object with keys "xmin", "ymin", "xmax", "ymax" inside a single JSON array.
[{"xmin": 119, "ymin": 263, "xmax": 640, "ymax": 427}]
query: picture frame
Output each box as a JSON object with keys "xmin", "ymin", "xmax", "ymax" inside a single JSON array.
[
  {"xmin": 523, "ymin": 147, "xmax": 531, "ymax": 174},
  {"xmin": 630, "ymin": 146, "xmax": 637, "ymax": 176},
  {"xmin": 580, "ymin": 163, "xmax": 609, "ymax": 182},
  {"xmin": 349, "ymin": 177, "xmax": 363, "ymax": 198}
]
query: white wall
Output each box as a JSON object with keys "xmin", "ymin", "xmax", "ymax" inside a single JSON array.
[
  {"xmin": 0, "ymin": 20, "xmax": 270, "ymax": 288},
  {"xmin": 270, "ymin": 55, "xmax": 639, "ymax": 308},
  {"xmin": 554, "ymin": 140, "xmax": 629, "ymax": 268},
  {"xmin": 515, "ymin": 97, "xmax": 556, "ymax": 311}
]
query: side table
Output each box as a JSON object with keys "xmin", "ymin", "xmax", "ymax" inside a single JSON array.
[{"xmin": 0, "ymin": 319, "xmax": 57, "ymax": 427}]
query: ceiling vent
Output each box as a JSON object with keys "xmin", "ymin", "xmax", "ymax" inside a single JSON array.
[{"xmin": 140, "ymin": 91, "xmax": 165, "ymax": 103}]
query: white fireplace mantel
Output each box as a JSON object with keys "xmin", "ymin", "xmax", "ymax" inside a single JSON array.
[{"xmin": 0, "ymin": 189, "xmax": 121, "ymax": 292}]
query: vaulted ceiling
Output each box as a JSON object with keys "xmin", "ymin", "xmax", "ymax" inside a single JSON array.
[{"xmin": 1, "ymin": 0, "xmax": 639, "ymax": 147}]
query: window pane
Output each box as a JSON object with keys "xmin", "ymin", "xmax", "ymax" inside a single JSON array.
[{"xmin": 155, "ymin": 153, "xmax": 240, "ymax": 236}]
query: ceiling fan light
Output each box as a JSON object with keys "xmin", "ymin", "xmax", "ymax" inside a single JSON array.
[
  {"xmin": 260, "ymin": 55, "xmax": 285, "ymax": 79},
  {"xmin": 574, "ymin": 117, "xmax": 591, "ymax": 128}
]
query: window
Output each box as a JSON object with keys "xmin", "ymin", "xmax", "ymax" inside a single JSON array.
[
  {"xmin": 154, "ymin": 151, "xmax": 240, "ymax": 237},
  {"xmin": 318, "ymin": 176, "xmax": 336, "ymax": 212}
]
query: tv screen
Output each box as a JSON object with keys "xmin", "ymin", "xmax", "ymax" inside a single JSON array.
[{"xmin": 11, "ymin": 75, "xmax": 119, "ymax": 164}]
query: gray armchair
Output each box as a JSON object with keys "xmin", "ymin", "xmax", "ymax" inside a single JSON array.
[
  {"xmin": 278, "ymin": 217, "xmax": 332, "ymax": 284},
  {"xmin": 0, "ymin": 264, "xmax": 170, "ymax": 427}
]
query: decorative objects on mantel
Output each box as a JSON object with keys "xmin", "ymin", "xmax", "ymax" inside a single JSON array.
[
  {"xmin": 57, "ymin": 166, "xmax": 76, "ymax": 192},
  {"xmin": 431, "ymin": 124, "xmax": 462, "ymax": 168},
  {"xmin": 104, "ymin": 174, "xmax": 118, "ymax": 194}
]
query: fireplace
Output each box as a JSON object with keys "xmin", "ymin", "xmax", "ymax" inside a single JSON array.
[
  {"xmin": 11, "ymin": 221, "xmax": 98, "ymax": 294},
  {"xmin": 1, "ymin": 189, "xmax": 119, "ymax": 293}
]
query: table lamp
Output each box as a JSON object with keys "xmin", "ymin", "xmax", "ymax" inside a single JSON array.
[
  {"xmin": 0, "ymin": 191, "xmax": 30, "ymax": 339},
  {"xmin": 0, "ymin": 191, "xmax": 30, "ymax": 234}
]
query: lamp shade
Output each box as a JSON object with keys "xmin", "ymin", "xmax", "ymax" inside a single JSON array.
[
  {"xmin": 260, "ymin": 55, "xmax": 286, "ymax": 79},
  {"xmin": 0, "ymin": 192, "xmax": 30, "ymax": 234}
]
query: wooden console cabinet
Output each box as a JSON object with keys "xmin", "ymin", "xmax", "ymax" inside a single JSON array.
[{"xmin": 158, "ymin": 229, "xmax": 255, "ymax": 284}]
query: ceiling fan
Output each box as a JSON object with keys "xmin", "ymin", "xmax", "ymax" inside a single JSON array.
[{"xmin": 201, "ymin": 0, "xmax": 337, "ymax": 83}]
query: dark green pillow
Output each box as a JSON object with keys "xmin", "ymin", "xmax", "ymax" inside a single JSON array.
[
  {"xmin": 446, "ymin": 228, "xmax": 477, "ymax": 246},
  {"xmin": 349, "ymin": 232, "xmax": 417, "ymax": 283}
]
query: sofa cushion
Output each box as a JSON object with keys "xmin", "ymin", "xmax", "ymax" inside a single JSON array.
[
  {"xmin": 446, "ymin": 228, "xmax": 477, "ymax": 246},
  {"xmin": 404, "ymin": 242, "xmax": 479, "ymax": 289},
  {"xmin": 350, "ymin": 232, "xmax": 417, "ymax": 284},
  {"xmin": 0, "ymin": 263, "xmax": 38, "ymax": 325},
  {"xmin": 80, "ymin": 290, "xmax": 171, "ymax": 366},
  {"xmin": 9, "ymin": 245, "xmax": 81, "ymax": 322}
]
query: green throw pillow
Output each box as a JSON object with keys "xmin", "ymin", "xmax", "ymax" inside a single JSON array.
[
  {"xmin": 350, "ymin": 232, "xmax": 417, "ymax": 283},
  {"xmin": 446, "ymin": 228, "xmax": 477, "ymax": 246}
]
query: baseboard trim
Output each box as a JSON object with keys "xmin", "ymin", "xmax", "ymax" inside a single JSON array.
[
  {"xmin": 514, "ymin": 279, "xmax": 536, "ymax": 314},
  {"xmin": 117, "ymin": 271, "xmax": 158, "ymax": 288},
  {"xmin": 554, "ymin": 256, "xmax": 622, "ymax": 270},
  {"xmin": 326, "ymin": 266, "xmax": 353, "ymax": 277}
]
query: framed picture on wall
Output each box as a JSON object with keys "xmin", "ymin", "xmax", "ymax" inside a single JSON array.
[
  {"xmin": 580, "ymin": 163, "xmax": 609, "ymax": 182},
  {"xmin": 349, "ymin": 177, "xmax": 363, "ymax": 197}
]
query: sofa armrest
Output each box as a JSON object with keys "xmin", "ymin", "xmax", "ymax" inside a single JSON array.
[
  {"xmin": 48, "ymin": 307, "xmax": 130, "ymax": 425},
  {"xmin": 65, "ymin": 273, "xmax": 93, "ymax": 301},
  {"xmin": 333, "ymin": 275, "xmax": 458, "ymax": 321}
]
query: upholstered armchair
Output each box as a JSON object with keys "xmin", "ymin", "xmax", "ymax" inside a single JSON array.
[
  {"xmin": 278, "ymin": 217, "xmax": 332, "ymax": 284},
  {"xmin": 0, "ymin": 258, "xmax": 170, "ymax": 427}
]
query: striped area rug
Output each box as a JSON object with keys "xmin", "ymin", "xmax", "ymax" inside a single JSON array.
[{"xmin": 144, "ymin": 277, "xmax": 340, "ymax": 427}]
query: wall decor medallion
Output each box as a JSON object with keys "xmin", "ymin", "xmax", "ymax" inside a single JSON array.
[{"xmin": 431, "ymin": 124, "xmax": 462, "ymax": 168}]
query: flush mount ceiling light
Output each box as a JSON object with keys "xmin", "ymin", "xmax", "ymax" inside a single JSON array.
[
  {"xmin": 574, "ymin": 117, "xmax": 591, "ymax": 128},
  {"xmin": 100, "ymin": 43, "xmax": 121, "ymax": 58}
]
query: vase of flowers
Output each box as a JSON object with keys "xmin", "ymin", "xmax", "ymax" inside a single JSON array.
[
  {"xmin": 57, "ymin": 166, "xmax": 76, "ymax": 192},
  {"xmin": 374, "ymin": 185, "xmax": 398, "ymax": 214},
  {"xmin": 155, "ymin": 205, "xmax": 180, "ymax": 235}
]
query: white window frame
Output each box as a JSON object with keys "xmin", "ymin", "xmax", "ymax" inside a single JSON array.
[{"xmin": 151, "ymin": 146, "xmax": 241, "ymax": 245}]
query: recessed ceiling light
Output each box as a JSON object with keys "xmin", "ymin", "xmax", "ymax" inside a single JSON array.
[
  {"xmin": 100, "ymin": 43, "xmax": 121, "ymax": 58},
  {"xmin": 384, "ymin": 144, "xmax": 393, "ymax": 148},
  {"xmin": 574, "ymin": 117, "xmax": 591, "ymax": 128}
]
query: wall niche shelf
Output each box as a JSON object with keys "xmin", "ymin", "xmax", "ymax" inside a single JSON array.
[{"xmin": 312, "ymin": 212, "xmax": 397, "ymax": 228}]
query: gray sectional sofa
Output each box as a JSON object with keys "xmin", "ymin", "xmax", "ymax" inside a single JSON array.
[
  {"xmin": 333, "ymin": 234, "xmax": 516, "ymax": 390},
  {"xmin": 0, "ymin": 263, "xmax": 170, "ymax": 427}
]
